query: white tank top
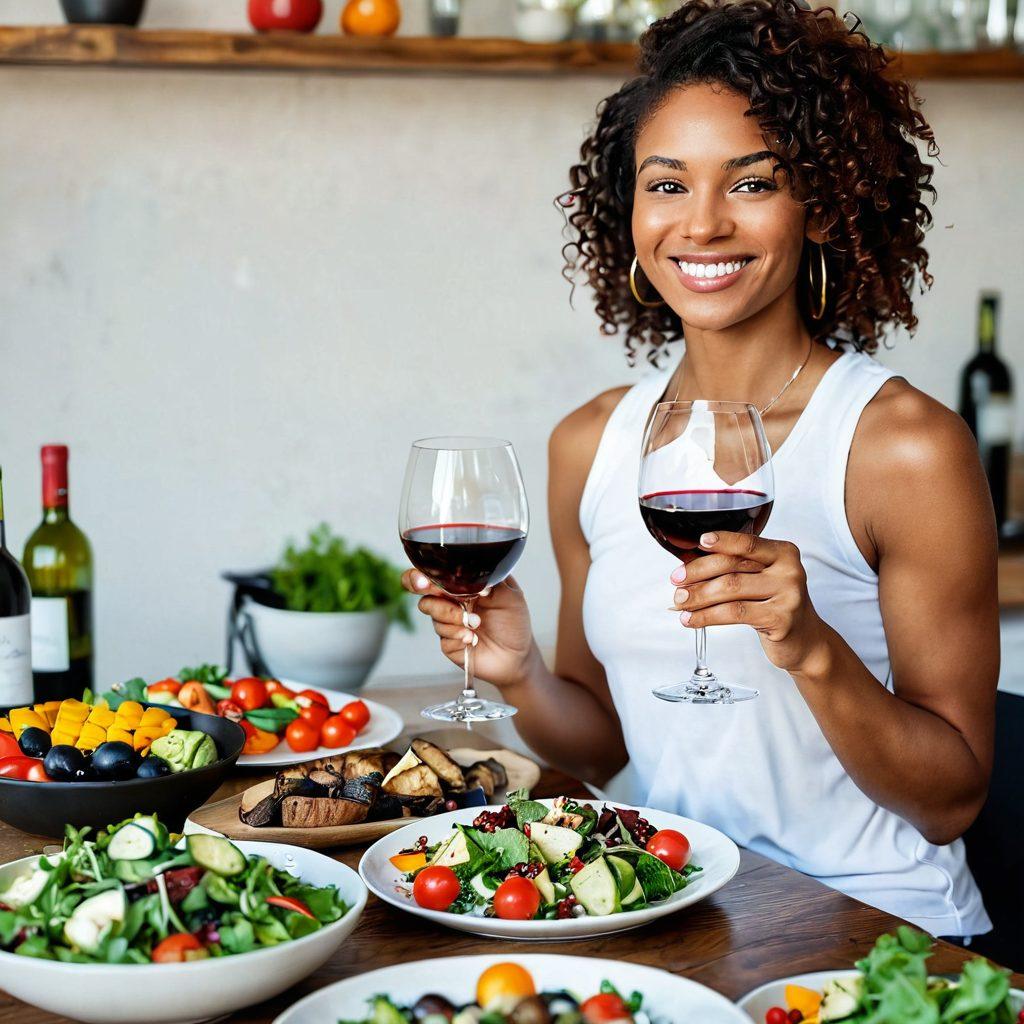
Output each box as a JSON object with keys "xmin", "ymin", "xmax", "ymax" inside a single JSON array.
[{"xmin": 580, "ymin": 350, "xmax": 990, "ymax": 938}]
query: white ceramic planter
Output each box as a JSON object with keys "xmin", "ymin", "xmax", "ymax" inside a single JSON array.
[{"xmin": 242, "ymin": 598, "xmax": 389, "ymax": 692}]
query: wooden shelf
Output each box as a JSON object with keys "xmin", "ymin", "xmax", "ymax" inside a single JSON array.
[{"xmin": 0, "ymin": 25, "xmax": 1023, "ymax": 78}]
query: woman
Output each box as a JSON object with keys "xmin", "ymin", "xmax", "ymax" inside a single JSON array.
[{"xmin": 405, "ymin": 0, "xmax": 997, "ymax": 937}]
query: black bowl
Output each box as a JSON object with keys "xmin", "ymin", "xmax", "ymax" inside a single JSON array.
[
  {"xmin": 0, "ymin": 706, "xmax": 244, "ymax": 838},
  {"xmin": 59, "ymin": 0, "xmax": 145, "ymax": 26}
]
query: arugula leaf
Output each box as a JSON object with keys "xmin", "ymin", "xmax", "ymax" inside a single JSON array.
[
  {"xmin": 177, "ymin": 663, "xmax": 229, "ymax": 686},
  {"xmin": 507, "ymin": 791, "xmax": 549, "ymax": 830},
  {"xmin": 473, "ymin": 828, "xmax": 530, "ymax": 871},
  {"xmin": 939, "ymin": 959, "xmax": 1011, "ymax": 1023}
]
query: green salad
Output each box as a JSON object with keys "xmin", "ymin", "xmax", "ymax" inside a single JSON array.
[{"xmin": 0, "ymin": 816, "xmax": 349, "ymax": 964}]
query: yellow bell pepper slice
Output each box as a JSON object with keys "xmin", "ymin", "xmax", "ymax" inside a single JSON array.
[
  {"xmin": 56, "ymin": 698, "xmax": 90, "ymax": 723},
  {"xmin": 75, "ymin": 722, "xmax": 107, "ymax": 751},
  {"xmin": 107, "ymin": 727, "xmax": 133, "ymax": 745},
  {"xmin": 50, "ymin": 728, "xmax": 78, "ymax": 747},
  {"xmin": 113, "ymin": 701, "xmax": 144, "ymax": 728},
  {"xmin": 389, "ymin": 852, "xmax": 427, "ymax": 873},
  {"xmin": 87, "ymin": 705, "xmax": 116, "ymax": 728},
  {"xmin": 160, "ymin": 717, "xmax": 177, "ymax": 735},
  {"xmin": 139, "ymin": 707, "xmax": 170, "ymax": 728},
  {"xmin": 132, "ymin": 727, "xmax": 163, "ymax": 752},
  {"xmin": 0, "ymin": 717, "xmax": 11, "ymax": 734},
  {"xmin": 9, "ymin": 707, "xmax": 49, "ymax": 739}
]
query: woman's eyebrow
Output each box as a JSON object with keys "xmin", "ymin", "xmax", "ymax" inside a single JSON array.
[
  {"xmin": 722, "ymin": 149, "xmax": 775, "ymax": 170},
  {"xmin": 637, "ymin": 155, "xmax": 687, "ymax": 175}
]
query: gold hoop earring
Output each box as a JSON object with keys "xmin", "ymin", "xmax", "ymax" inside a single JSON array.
[
  {"xmin": 808, "ymin": 242, "xmax": 828, "ymax": 321},
  {"xmin": 629, "ymin": 255, "xmax": 664, "ymax": 309}
]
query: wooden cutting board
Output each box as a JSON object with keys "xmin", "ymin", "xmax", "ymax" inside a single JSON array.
[{"xmin": 186, "ymin": 733, "xmax": 541, "ymax": 849}]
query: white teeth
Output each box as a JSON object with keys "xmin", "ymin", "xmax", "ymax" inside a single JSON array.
[
  {"xmin": 704, "ymin": 264, "xmax": 718, "ymax": 279},
  {"xmin": 717, "ymin": 262, "xmax": 727, "ymax": 276},
  {"xmin": 695, "ymin": 264, "xmax": 706, "ymax": 278},
  {"xmin": 675, "ymin": 257, "xmax": 749, "ymax": 278}
]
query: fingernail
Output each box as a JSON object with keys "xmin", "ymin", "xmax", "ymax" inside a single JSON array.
[
  {"xmin": 671, "ymin": 565, "xmax": 686, "ymax": 584},
  {"xmin": 414, "ymin": 574, "xmax": 429, "ymax": 590},
  {"xmin": 680, "ymin": 610, "xmax": 692, "ymax": 625},
  {"xmin": 462, "ymin": 630, "xmax": 474, "ymax": 644},
  {"xmin": 700, "ymin": 533, "xmax": 718, "ymax": 547},
  {"xmin": 471, "ymin": 633, "xmax": 479, "ymax": 647},
  {"xmin": 675, "ymin": 588, "xmax": 688, "ymax": 604},
  {"xmin": 467, "ymin": 613, "xmax": 481, "ymax": 628}
]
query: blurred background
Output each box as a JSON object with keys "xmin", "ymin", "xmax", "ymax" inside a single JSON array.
[{"xmin": 1, "ymin": 0, "xmax": 1023, "ymax": 695}]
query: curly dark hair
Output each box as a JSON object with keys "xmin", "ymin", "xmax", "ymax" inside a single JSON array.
[{"xmin": 559, "ymin": 0, "xmax": 938, "ymax": 365}]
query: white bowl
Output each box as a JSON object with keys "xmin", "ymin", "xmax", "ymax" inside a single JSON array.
[
  {"xmin": 274, "ymin": 953, "xmax": 752, "ymax": 1024},
  {"xmin": 358, "ymin": 798, "xmax": 740, "ymax": 940},
  {"xmin": 738, "ymin": 970, "xmax": 1024, "ymax": 1021},
  {"xmin": 243, "ymin": 598, "xmax": 390, "ymax": 691},
  {"xmin": 0, "ymin": 840, "xmax": 368, "ymax": 1024}
]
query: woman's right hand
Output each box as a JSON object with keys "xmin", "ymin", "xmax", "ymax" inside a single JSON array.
[{"xmin": 401, "ymin": 571, "xmax": 537, "ymax": 690}]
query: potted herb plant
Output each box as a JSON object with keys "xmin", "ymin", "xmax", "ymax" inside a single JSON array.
[{"xmin": 230, "ymin": 525, "xmax": 410, "ymax": 692}]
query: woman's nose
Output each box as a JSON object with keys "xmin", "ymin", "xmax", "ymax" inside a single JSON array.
[{"xmin": 680, "ymin": 190, "xmax": 734, "ymax": 246}]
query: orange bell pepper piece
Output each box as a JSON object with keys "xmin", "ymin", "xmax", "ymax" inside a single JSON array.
[
  {"xmin": 177, "ymin": 681, "xmax": 216, "ymax": 716},
  {"xmin": 389, "ymin": 852, "xmax": 427, "ymax": 873},
  {"xmin": 241, "ymin": 723, "xmax": 280, "ymax": 755}
]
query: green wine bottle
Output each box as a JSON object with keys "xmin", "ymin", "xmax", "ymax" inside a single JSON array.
[
  {"xmin": 23, "ymin": 446, "xmax": 93, "ymax": 701},
  {"xmin": 0, "ymin": 466, "xmax": 33, "ymax": 706}
]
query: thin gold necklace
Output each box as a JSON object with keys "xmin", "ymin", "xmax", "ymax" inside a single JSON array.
[{"xmin": 673, "ymin": 337, "xmax": 815, "ymax": 417}]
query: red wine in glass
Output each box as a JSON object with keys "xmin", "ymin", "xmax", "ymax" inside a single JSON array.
[
  {"xmin": 639, "ymin": 489, "xmax": 773, "ymax": 560},
  {"xmin": 400, "ymin": 524, "xmax": 527, "ymax": 597}
]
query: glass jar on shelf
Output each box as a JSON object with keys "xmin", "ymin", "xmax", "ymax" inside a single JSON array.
[{"xmin": 515, "ymin": 0, "xmax": 579, "ymax": 42}]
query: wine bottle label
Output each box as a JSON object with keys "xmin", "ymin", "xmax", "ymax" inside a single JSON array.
[
  {"xmin": 30, "ymin": 596, "xmax": 70, "ymax": 672},
  {"xmin": 978, "ymin": 395, "xmax": 1015, "ymax": 446},
  {"xmin": 0, "ymin": 613, "xmax": 33, "ymax": 704}
]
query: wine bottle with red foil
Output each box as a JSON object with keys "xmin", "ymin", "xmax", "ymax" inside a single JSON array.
[
  {"xmin": 959, "ymin": 293, "xmax": 1014, "ymax": 535},
  {"xmin": 0, "ymin": 467, "xmax": 34, "ymax": 705},
  {"xmin": 22, "ymin": 446, "xmax": 93, "ymax": 701}
]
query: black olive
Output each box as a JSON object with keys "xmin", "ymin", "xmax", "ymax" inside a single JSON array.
[
  {"xmin": 91, "ymin": 741, "xmax": 137, "ymax": 780},
  {"xmin": 18, "ymin": 727, "xmax": 51, "ymax": 759},
  {"xmin": 511, "ymin": 996, "xmax": 553, "ymax": 1024},
  {"xmin": 43, "ymin": 744, "xmax": 87, "ymax": 782},
  {"xmin": 412, "ymin": 995, "xmax": 457, "ymax": 1022},
  {"xmin": 136, "ymin": 755, "xmax": 171, "ymax": 779}
]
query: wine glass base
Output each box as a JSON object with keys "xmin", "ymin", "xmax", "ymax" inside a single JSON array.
[
  {"xmin": 652, "ymin": 681, "xmax": 759, "ymax": 704},
  {"xmin": 420, "ymin": 697, "xmax": 518, "ymax": 723}
]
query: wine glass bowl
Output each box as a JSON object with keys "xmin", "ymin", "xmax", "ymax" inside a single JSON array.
[
  {"xmin": 639, "ymin": 401, "xmax": 774, "ymax": 704},
  {"xmin": 399, "ymin": 437, "xmax": 528, "ymax": 724}
]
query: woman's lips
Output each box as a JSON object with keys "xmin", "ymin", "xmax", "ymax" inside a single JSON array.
[{"xmin": 670, "ymin": 257, "xmax": 754, "ymax": 293}]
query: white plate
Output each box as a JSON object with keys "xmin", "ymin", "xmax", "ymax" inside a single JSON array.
[
  {"xmin": 274, "ymin": 953, "xmax": 751, "ymax": 1024},
  {"xmin": 238, "ymin": 685, "xmax": 403, "ymax": 768},
  {"xmin": 358, "ymin": 797, "xmax": 740, "ymax": 940},
  {"xmin": 737, "ymin": 970, "xmax": 1024, "ymax": 1021},
  {"xmin": 0, "ymin": 841, "xmax": 367, "ymax": 1024}
]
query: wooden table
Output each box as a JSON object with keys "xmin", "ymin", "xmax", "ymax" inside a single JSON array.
[{"xmin": 0, "ymin": 682, "xmax": 1020, "ymax": 1023}]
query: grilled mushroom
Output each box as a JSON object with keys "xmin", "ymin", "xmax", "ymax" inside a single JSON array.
[
  {"xmin": 383, "ymin": 763, "xmax": 443, "ymax": 799},
  {"xmin": 412, "ymin": 739, "xmax": 466, "ymax": 792}
]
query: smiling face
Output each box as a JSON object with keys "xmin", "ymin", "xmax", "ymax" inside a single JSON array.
[{"xmin": 631, "ymin": 83, "xmax": 813, "ymax": 333}]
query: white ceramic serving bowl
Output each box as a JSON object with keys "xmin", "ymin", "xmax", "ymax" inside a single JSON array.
[
  {"xmin": 0, "ymin": 840, "xmax": 368, "ymax": 1024},
  {"xmin": 738, "ymin": 970, "xmax": 1024, "ymax": 1021},
  {"xmin": 274, "ymin": 953, "xmax": 752, "ymax": 1024},
  {"xmin": 242, "ymin": 597, "xmax": 390, "ymax": 691},
  {"xmin": 359, "ymin": 797, "xmax": 740, "ymax": 940},
  {"xmin": 236, "ymin": 684, "xmax": 403, "ymax": 769}
]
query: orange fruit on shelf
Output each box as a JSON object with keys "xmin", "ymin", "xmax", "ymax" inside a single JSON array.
[
  {"xmin": 340, "ymin": 0, "xmax": 401, "ymax": 36},
  {"xmin": 476, "ymin": 962, "xmax": 536, "ymax": 1011}
]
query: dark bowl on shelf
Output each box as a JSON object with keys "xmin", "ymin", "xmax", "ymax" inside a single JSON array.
[
  {"xmin": 59, "ymin": 0, "xmax": 146, "ymax": 26},
  {"xmin": 0, "ymin": 706, "xmax": 244, "ymax": 838}
]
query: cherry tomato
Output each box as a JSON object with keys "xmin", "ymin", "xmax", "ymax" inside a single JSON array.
[
  {"xmin": 148, "ymin": 678, "xmax": 182, "ymax": 696},
  {"xmin": 266, "ymin": 895, "xmax": 315, "ymax": 919},
  {"xmin": 339, "ymin": 699, "xmax": 370, "ymax": 732},
  {"xmin": 248, "ymin": 0, "xmax": 323, "ymax": 33},
  {"xmin": 0, "ymin": 756, "xmax": 39, "ymax": 780},
  {"xmin": 285, "ymin": 717, "xmax": 320, "ymax": 753},
  {"xmin": 765, "ymin": 1008, "xmax": 789, "ymax": 1024},
  {"xmin": 26, "ymin": 762, "xmax": 51, "ymax": 783},
  {"xmin": 320, "ymin": 714, "xmax": 356, "ymax": 749},
  {"xmin": 231, "ymin": 677, "xmax": 269, "ymax": 711},
  {"xmin": 216, "ymin": 699, "xmax": 245, "ymax": 723},
  {"xmin": 412, "ymin": 866, "xmax": 461, "ymax": 911},
  {"xmin": 151, "ymin": 933, "xmax": 203, "ymax": 963},
  {"xmin": 295, "ymin": 688, "xmax": 329, "ymax": 709},
  {"xmin": 581, "ymin": 993, "xmax": 630, "ymax": 1024},
  {"xmin": 0, "ymin": 733, "xmax": 21, "ymax": 759},
  {"xmin": 646, "ymin": 829, "xmax": 691, "ymax": 871},
  {"xmin": 299, "ymin": 702, "xmax": 330, "ymax": 731},
  {"xmin": 492, "ymin": 876, "xmax": 540, "ymax": 921},
  {"xmin": 265, "ymin": 679, "xmax": 296, "ymax": 699}
]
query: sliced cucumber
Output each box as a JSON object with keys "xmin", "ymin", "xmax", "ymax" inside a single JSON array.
[
  {"xmin": 108, "ymin": 822, "xmax": 157, "ymax": 861},
  {"xmin": 0, "ymin": 868, "xmax": 50, "ymax": 909},
  {"xmin": 130, "ymin": 814, "xmax": 169, "ymax": 851},
  {"xmin": 469, "ymin": 872, "xmax": 495, "ymax": 900},
  {"xmin": 187, "ymin": 834, "xmax": 246, "ymax": 877},
  {"xmin": 621, "ymin": 877, "xmax": 645, "ymax": 906},
  {"xmin": 63, "ymin": 888, "xmax": 126, "ymax": 954},
  {"xmin": 569, "ymin": 856, "xmax": 620, "ymax": 917},
  {"xmin": 607, "ymin": 855, "xmax": 636, "ymax": 901}
]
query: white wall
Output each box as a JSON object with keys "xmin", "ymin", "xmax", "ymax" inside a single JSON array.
[{"xmin": 1, "ymin": 1, "xmax": 1023, "ymax": 689}]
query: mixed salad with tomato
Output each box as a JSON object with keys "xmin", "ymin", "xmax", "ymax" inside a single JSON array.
[
  {"xmin": 98, "ymin": 665, "xmax": 372, "ymax": 757},
  {"xmin": 0, "ymin": 815, "xmax": 350, "ymax": 964},
  {"xmin": 393, "ymin": 794, "xmax": 700, "ymax": 921},
  {"xmin": 341, "ymin": 962, "xmax": 654, "ymax": 1024}
]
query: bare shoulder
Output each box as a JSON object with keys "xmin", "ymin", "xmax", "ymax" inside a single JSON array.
[{"xmin": 549, "ymin": 385, "xmax": 632, "ymax": 477}]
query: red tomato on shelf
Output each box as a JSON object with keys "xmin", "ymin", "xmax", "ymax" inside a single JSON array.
[
  {"xmin": 247, "ymin": 0, "xmax": 322, "ymax": 33},
  {"xmin": 285, "ymin": 717, "xmax": 320, "ymax": 753},
  {"xmin": 339, "ymin": 699, "xmax": 370, "ymax": 732},
  {"xmin": 231, "ymin": 678, "xmax": 269, "ymax": 711},
  {"xmin": 645, "ymin": 829, "xmax": 691, "ymax": 871},
  {"xmin": 493, "ymin": 876, "xmax": 540, "ymax": 921},
  {"xmin": 581, "ymin": 993, "xmax": 630, "ymax": 1024},
  {"xmin": 412, "ymin": 866, "xmax": 460, "ymax": 911},
  {"xmin": 320, "ymin": 715, "xmax": 356, "ymax": 749}
]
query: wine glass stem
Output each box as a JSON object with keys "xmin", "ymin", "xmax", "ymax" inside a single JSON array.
[
  {"xmin": 695, "ymin": 625, "xmax": 709, "ymax": 675},
  {"xmin": 459, "ymin": 598, "xmax": 478, "ymax": 705}
]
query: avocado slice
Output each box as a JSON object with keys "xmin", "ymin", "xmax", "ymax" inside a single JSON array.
[{"xmin": 569, "ymin": 857, "xmax": 620, "ymax": 916}]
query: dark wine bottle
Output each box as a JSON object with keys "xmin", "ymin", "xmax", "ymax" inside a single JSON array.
[
  {"xmin": 0, "ymin": 467, "xmax": 34, "ymax": 706},
  {"xmin": 22, "ymin": 446, "xmax": 94, "ymax": 702},
  {"xmin": 959, "ymin": 292, "xmax": 1014, "ymax": 535}
]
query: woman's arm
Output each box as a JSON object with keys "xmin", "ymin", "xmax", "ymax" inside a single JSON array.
[{"xmin": 673, "ymin": 381, "xmax": 998, "ymax": 845}]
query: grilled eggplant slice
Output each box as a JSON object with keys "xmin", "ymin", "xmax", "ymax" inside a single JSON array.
[
  {"xmin": 369, "ymin": 791, "xmax": 405, "ymax": 820},
  {"xmin": 281, "ymin": 796, "xmax": 370, "ymax": 828},
  {"xmin": 411, "ymin": 739, "xmax": 466, "ymax": 792},
  {"xmin": 383, "ymin": 763, "xmax": 443, "ymax": 798},
  {"xmin": 343, "ymin": 749, "xmax": 399, "ymax": 780}
]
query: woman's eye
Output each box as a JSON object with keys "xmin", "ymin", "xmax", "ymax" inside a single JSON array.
[
  {"xmin": 647, "ymin": 180, "xmax": 686, "ymax": 194},
  {"xmin": 732, "ymin": 177, "xmax": 777, "ymax": 194}
]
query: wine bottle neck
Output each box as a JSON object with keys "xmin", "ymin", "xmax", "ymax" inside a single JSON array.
[
  {"xmin": 0, "ymin": 470, "xmax": 6, "ymax": 550},
  {"xmin": 43, "ymin": 505, "xmax": 70, "ymax": 524},
  {"xmin": 978, "ymin": 295, "xmax": 998, "ymax": 353},
  {"xmin": 41, "ymin": 446, "xmax": 69, "ymax": 513}
]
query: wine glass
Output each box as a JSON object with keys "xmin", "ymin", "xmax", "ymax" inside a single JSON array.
[
  {"xmin": 638, "ymin": 401, "xmax": 774, "ymax": 704},
  {"xmin": 400, "ymin": 436, "xmax": 529, "ymax": 724}
]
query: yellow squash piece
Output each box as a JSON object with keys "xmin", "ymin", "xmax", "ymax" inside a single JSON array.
[
  {"xmin": 132, "ymin": 727, "xmax": 164, "ymax": 753},
  {"xmin": 9, "ymin": 707, "xmax": 49, "ymax": 739},
  {"xmin": 50, "ymin": 729, "xmax": 78, "ymax": 747},
  {"xmin": 35, "ymin": 702, "xmax": 62, "ymax": 728},
  {"xmin": 0, "ymin": 717, "xmax": 11, "ymax": 734},
  {"xmin": 107, "ymin": 727, "xmax": 133, "ymax": 745},
  {"xmin": 87, "ymin": 705, "xmax": 116, "ymax": 729},
  {"xmin": 113, "ymin": 701, "xmax": 144, "ymax": 728},
  {"xmin": 75, "ymin": 722, "xmax": 107, "ymax": 751},
  {"xmin": 139, "ymin": 707, "xmax": 171, "ymax": 728},
  {"xmin": 56, "ymin": 699, "xmax": 90, "ymax": 723},
  {"xmin": 160, "ymin": 717, "xmax": 177, "ymax": 735}
]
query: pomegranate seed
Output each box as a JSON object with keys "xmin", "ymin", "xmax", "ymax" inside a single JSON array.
[
  {"xmin": 569, "ymin": 856, "xmax": 585, "ymax": 874},
  {"xmin": 789, "ymin": 1012, "xmax": 804, "ymax": 1024}
]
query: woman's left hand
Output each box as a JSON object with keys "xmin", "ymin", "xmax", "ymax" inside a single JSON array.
[{"xmin": 671, "ymin": 531, "xmax": 831, "ymax": 675}]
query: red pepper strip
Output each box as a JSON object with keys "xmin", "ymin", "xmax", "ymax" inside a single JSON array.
[{"xmin": 266, "ymin": 895, "xmax": 315, "ymax": 919}]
